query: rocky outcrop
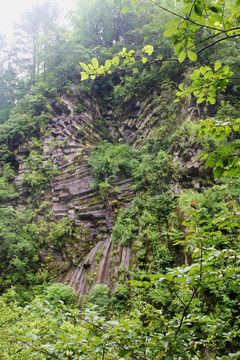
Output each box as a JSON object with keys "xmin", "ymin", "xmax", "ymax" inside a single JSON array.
[
  {"xmin": 14, "ymin": 90, "xmax": 208, "ymax": 296},
  {"xmin": 40, "ymin": 94, "xmax": 135, "ymax": 295}
]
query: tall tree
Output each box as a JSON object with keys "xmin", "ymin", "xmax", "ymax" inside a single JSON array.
[
  {"xmin": 0, "ymin": 35, "xmax": 20, "ymax": 123},
  {"xmin": 13, "ymin": 1, "xmax": 59, "ymax": 85},
  {"xmin": 72, "ymin": 0, "xmax": 152, "ymax": 49}
]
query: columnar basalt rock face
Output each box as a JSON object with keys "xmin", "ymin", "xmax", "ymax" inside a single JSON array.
[
  {"xmin": 14, "ymin": 91, "xmax": 205, "ymax": 296},
  {"xmin": 107, "ymin": 94, "xmax": 162, "ymax": 148},
  {"xmin": 40, "ymin": 94, "xmax": 135, "ymax": 295}
]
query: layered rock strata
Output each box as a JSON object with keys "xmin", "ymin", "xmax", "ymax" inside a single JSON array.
[
  {"xmin": 14, "ymin": 91, "xmax": 206, "ymax": 296},
  {"xmin": 42, "ymin": 95, "xmax": 135, "ymax": 295}
]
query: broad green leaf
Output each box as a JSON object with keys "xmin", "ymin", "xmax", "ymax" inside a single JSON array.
[
  {"xmin": 178, "ymin": 50, "xmax": 186, "ymax": 63},
  {"xmin": 112, "ymin": 56, "xmax": 119, "ymax": 66},
  {"xmin": 197, "ymin": 97, "xmax": 205, "ymax": 104},
  {"xmin": 80, "ymin": 62, "xmax": 89, "ymax": 72},
  {"xmin": 92, "ymin": 57, "xmax": 99, "ymax": 69},
  {"xmin": 194, "ymin": 4, "xmax": 203, "ymax": 16},
  {"xmin": 214, "ymin": 166, "xmax": 224, "ymax": 179},
  {"xmin": 171, "ymin": 34, "xmax": 179, "ymax": 44},
  {"xmin": 196, "ymin": 16, "xmax": 205, "ymax": 26},
  {"xmin": 163, "ymin": 27, "xmax": 176, "ymax": 37},
  {"xmin": 204, "ymin": 71, "xmax": 213, "ymax": 78},
  {"xmin": 81, "ymin": 72, "xmax": 89, "ymax": 81},
  {"xmin": 205, "ymin": 155, "xmax": 215, "ymax": 168},
  {"xmin": 121, "ymin": 5, "xmax": 128, "ymax": 14},
  {"xmin": 191, "ymin": 72, "xmax": 200, "ymax": 80},
  {"xmin": 187, "ymin": 50, "xmax": 197, "ymax": 61},
  {"xmin": 222, "ymin": 65, "xmax": 230, "ymax": 73},
  {"xmin": 208, "ymin": 91, "xmax": 216, "ymax": 98},
  {"xmin": 211, "ymin": 13, "xmax": 223, "ymax": 22},
  {"xmin": 208, "ymin": 97, "xmax": 216, "ymax": 105},
  {"xmin": 104, "ymin": 59, "xmax": 112, "ymax": 71},
  {"xmin": 142, "ymin": 57, "xmax": 148, "ymax": 63},
  {"xmin": 183, "ymin": 4, "xmax": 192, "ymax": 13},
  {"xmin": 174, "ymin": 43, "xmax": 183, "ymax": 55},
  {"xmin": 209, "ymin": 5, "xmax": 222, "ymax": 13},
  {"xmin": 97, "ymin": 67, "xmax": 105, "ymax": 75},
  {"xmin": 179, "ymin": 83, "xmax": 184, "ymax": 91},
  {"xmin": 142, "ymin": 45, "xmax": 154, "ymax": 56}
]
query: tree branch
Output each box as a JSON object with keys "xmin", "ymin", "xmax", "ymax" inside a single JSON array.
[
  {"xmin": 174, "ymin": 284, "xmax": 199, "ymax": 338},
  {"xmin": 188, "ymin": 0, "xmax": 197, "ymax": 18},
  {"xmin": 148, "ymin": 0, "xmax": 227, "ymax": 33},
  {"xmin": 186, "ymin": 29, "xmax": 239, "ymax": 52},
  {"xmin": 196, "ymin": 33, "xmax": 240, "ymax": 54}
]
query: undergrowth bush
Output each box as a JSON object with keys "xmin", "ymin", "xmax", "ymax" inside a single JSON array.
[
  {"xmin": 44, "ymin": 283, "xmax": 77, "ymax": 306},
  {"xmin": 111, "ymin": 283, "xmax": 130, "ymax": 312},
  {"xmin": 85, "ymin": 283, "xmax": 110, "ymax": 312},
  {"xmin": 89, "ymin": 141, "xmax": 139, "ymax": 188}
]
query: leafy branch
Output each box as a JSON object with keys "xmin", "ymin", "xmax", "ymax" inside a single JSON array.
[
  {"xmin": 175, "ymin": 62, "xmax": 233, "ymax": 105},
  {"xmin": 80, "ymin": 45, "xmax": 154, "ymax": 80}
]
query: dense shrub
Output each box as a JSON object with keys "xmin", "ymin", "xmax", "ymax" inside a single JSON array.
[
  {"xmin": 44, "ymin": 283, "xmax": 77, "ymax": 306},
  {"xmin": 113, "ymin": 194, "xmax": 175, "ymax": 247},
  {"xmin": 88, "ymin": 141, "xmax": 139, "ymax": 188},
  {"xmin": 111, "ymin": 284, "xmax": 130, "ymax": 312},
  {"xmin": 86, "ymin": 283, "xmax": 110, "ymax": 311}
]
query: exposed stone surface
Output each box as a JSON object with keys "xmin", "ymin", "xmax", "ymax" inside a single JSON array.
[{"xmin": 14, "ymin": 91, "xmax": 207, "ymax": 297}]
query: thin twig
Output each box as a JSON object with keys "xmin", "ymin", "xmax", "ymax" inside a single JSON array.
[
  {"xmin": 186, "ymin": 29, "xmax": 238, "ymax": 52},
  {"xmin": 188, "ymin": 0, "xmax": 197, "ymax": 18},
  {"xmin": 148, "ymin": 0, "xmax": 226, "ymax": 33},
  {"xmin": 196, "ymin": 33, "xmax": 240, "ymax": 54},
  {"xmin": 172, "ymin": 288, "xmax": 187, "ymax": 308},
  {"xmin": 174, "ymin": 285, "xmax": 199, "ymax": 338},
  {"xmin": 13, "ymin": 338, "xmax": 59, "ymax": 358}
]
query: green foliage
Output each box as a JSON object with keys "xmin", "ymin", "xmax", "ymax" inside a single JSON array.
[
  {"xmin": 129, "ymin": 207, "xmax": 240, "ymax": 359},
  {"xmin": 0, "ymin": 208, "xmax": 76, "ymax": 294},
  {"xmin": 169, "ymin": 120, "xmax": 217, "ymax": 165},
  {"xmin": 113, "ymin": 194, "xmax": 175, "ymax": 248},
  {"xmin": 0, "ymin": 0, "xmax": 240, "ymax": 359},
  {"xmin": 22, "ymin": 149, "xmax": 58, "ymax": 194},
  {"xmin": 132, "ymin": 149, "xmax": 177, "ymax": 193},
  {"xmin": 0, "ymin": 87, "xmax": 51, "ymax": 151},
  {"xmin": 86, "ymin": 283, "xmax": 110, "ymax": 311},
  {"xmin": 80, "ymin": 45, "xmax": 154, "ymax": 80},
  {"xmin": 152, "ymin": 242, "xmax": 173, "ymax": 273},
  {"xmin": 0, "ymin": 164, "xmax": 18, "ymax": 202},
  {"xmin": 88, "ymin": 141, "xmax": 138, "ymax": 188},
  {"xmin": 113, "ymin": 68, "xmax": 159, "ymax": 102},
  {"xmin": 44, "ymin": 283, "xmax": 77, "ymax": 306},
  {"xmin": 98, "ymin": 179, "xmax": 112, "ymax": 200},
  {"xmin": 89, "ymin": 140, "xmax": 177, "ymax": 196},
  {"xmin": 48, "ymin": 218, "xmax": 75, "ymax": 246},
  {"xmin": 200, "ymin": 117, "xmax": 240, "ymax": 178},
  {"xmin": 111, "ymin": 283, "xmax": 130, "ymax": 312},
  {"xmin": 175, "ymin": 63, "xmax": 233, "ymax": 105},
  {"xmin": 164, "ymin": 0, "xmax": 240, "ymax": 63}
]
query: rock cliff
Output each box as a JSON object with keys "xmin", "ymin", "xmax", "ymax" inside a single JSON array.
[{"xmin": 14, "ymin": 89, "xmax": 207, "ymax": 297}]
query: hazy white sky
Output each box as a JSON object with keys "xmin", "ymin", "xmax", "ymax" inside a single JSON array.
[{"xmin": 0, "ymin": 0, "xmax": 77, "ymax": 40}]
